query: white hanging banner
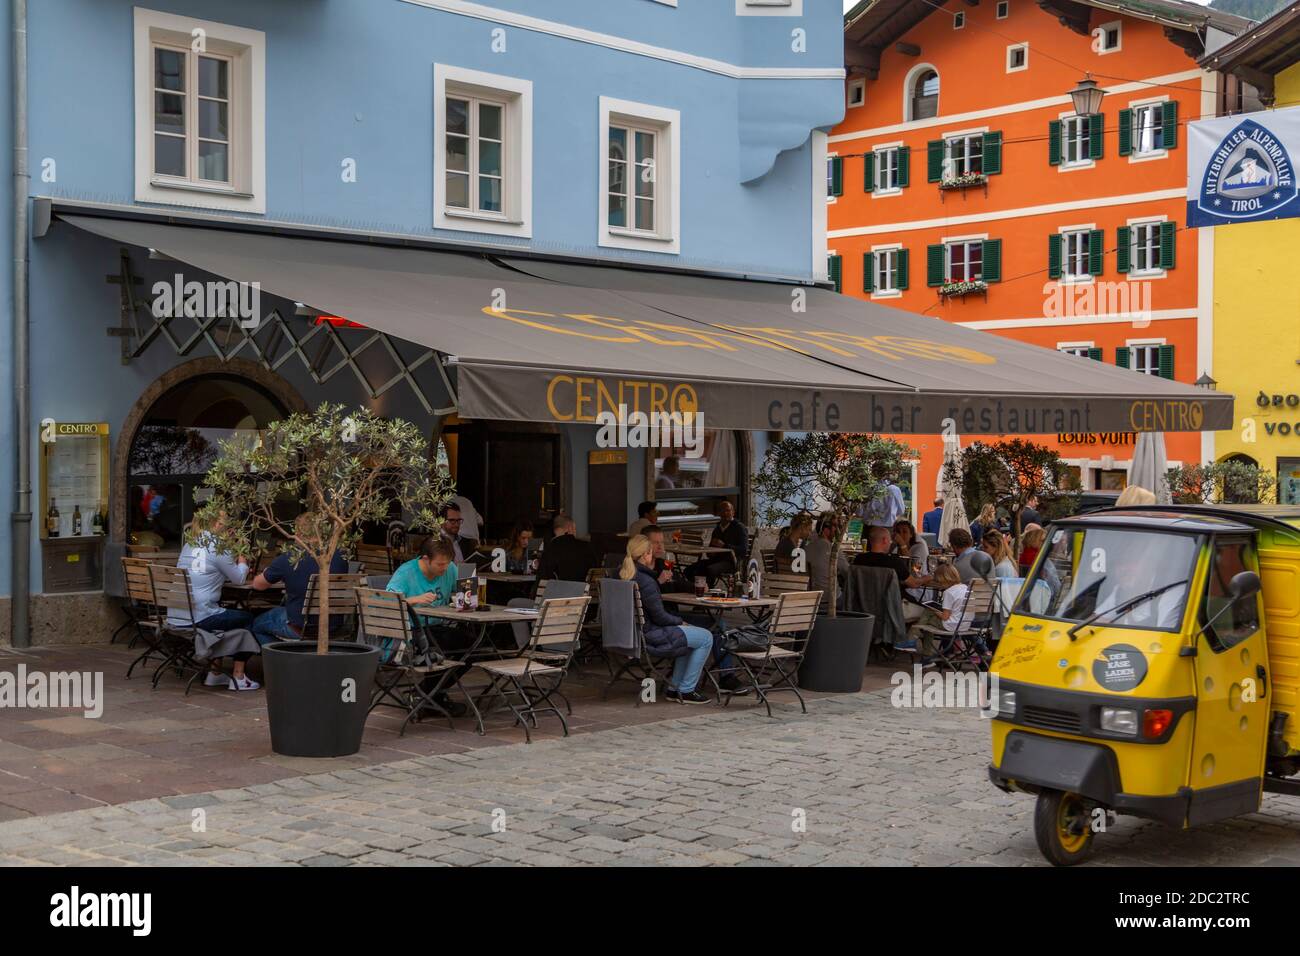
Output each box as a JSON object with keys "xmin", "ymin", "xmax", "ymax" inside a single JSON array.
[{"xmin": 1187, "ymin": 106, "xmax": 1300, "ymax": 227}]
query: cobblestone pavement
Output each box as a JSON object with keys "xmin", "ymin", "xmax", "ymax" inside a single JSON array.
[{"xmin": 3, "ymin": 689, "xmax": 1300, "ymax": 866}]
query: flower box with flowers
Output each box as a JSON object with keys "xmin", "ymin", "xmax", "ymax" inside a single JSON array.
[
  {"xmin": 938, "ymin": 172, "xmax": 988, "ymax": 190},
  {"xmin": 938, "ymin": 280, "xmax": 988, "ymax": 299}
]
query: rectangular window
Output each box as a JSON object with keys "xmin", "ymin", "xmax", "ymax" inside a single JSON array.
[
  {"xmin": 445, "ymin": 95, "xmax": 506, "ymax": 216},
  {"xmin": 1062, "ymin": 115, "xmax": 1091, "ymax": 165},
  {"xmin": 1098, "ymin": 21, "xmax": 1121, "ymax": 52},
  {"xmin": 996, "ymin": 1, "xmax": 1010, "ymax": 17},
  {"xmin": 944, "ymin": 134, "xmax": 983, "ymax": 176},
  {"xmin": 1007, "ymin": 44, "xmax": 1028, "ymax": 72},
  {"xmin": 1131, "ymin": 222, "xmax": 1162, "ymax": 274},
  {"xmin": 954, "ymin": 11, "xmax": 965, "ymax": 28},
  {"xmin": 1062, "ymin": 230, "xmax": 1090, "ymax": 280},
  {"xmin": 608, "ymin": 124, "xmax": 658, "ymax": 233},
  {"xmin": 1132, "ymin": 104, "xmax": 1164, "ymax": 154},
  {"xmin": 847, "ymin": 79, "xmax": 865, "ymax": 108},
  {"xmin": 1058, "ymin": 345, "xmax": 1095, "ymax": 359},
  {"xmin": 875, "ymin": 249, "xmax": 898, "ymax": 293},
  {"xmin": 875, "ymin": 147, "xmax": 900, "ymax": 191},
  {"xmin": 1131, "ymin": 344, "xmax": 1162, "ymax": 376},
  {"xmin": 151, "ymin": 44, "xmax": 233, "ymax": 186},
  {"xmin": 947, "ymin": 241, "xmax": 983, "ymax": 282}
]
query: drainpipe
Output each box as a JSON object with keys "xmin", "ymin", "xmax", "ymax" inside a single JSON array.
[{"xmin": 11, "ymin": 0, "xmax": 29, "ymax": 648}]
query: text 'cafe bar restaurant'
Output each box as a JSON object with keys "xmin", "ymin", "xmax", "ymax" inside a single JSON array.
[{"xmin": 18, "ymin": 201, "xmax": 1233, "ymax": 643}]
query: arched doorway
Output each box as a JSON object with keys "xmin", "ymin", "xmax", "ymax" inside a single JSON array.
[{"xmin": 113, "ymin": 358, "xmax": 306, "ymax": 546}]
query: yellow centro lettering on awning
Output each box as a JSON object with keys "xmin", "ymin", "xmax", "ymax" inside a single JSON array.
[
  {"xmin": 547, "ymin": 375, "xmax": 576, "ymax": 421},
  {"xmin": 725, "ymin": 327, "xmax": 857, "ymax": 358},
  {"xmin": 670, "ymin": 385, "xmax": 698, "ymax": 414},
  {"xmin": 545, "ymin": 375, "xmax": 698, "ymax": 422},
  {"xmin": 575, "ymin": 377, "xmax": 595, "ymax": 420},
  {"xmin": 869, "ymin": 336, "xmax": 997, "ymax": 365},
  {"xmin": 564, "ymin": 315, "xmax": 720, "ymax": 349},
  {"xmin": 482, "ymin": 307, "xmax": 636, "ymax": 342},
  {"xmin": 1129, "ymin": 400, "xmax": 1203, "ymax": 431}
]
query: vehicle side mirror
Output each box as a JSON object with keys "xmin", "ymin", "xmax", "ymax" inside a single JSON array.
[{"xmin": 1229, "ymin": 571, "xmax": 1261, "ymax": 600}]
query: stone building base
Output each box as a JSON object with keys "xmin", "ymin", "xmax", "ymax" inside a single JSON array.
[{"xmin": 0, "ymin": 592, "xmax": 122, "ymax": 647}]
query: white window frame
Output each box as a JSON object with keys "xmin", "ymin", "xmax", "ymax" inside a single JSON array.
[
  {"xmin": 1129, "ymin": 97, "xmax": 1169, "ymax": 162},
  {"xmin": 874, "ymin": 145, "xmax": 902, "ymax": 194},
  {"xmin": 599, "ymin": 96, "xmax": 680, "ymax": 254},
  {"xmin": 1006, "ymin": 43, "xmax": 1029, "ymax": 73},
  {"xmin": 435, "ymin": 64, "xmax": 533, "ymax": 238},
  {"xmin": 1127, "ymin": 339, "xmax": 1164, "ymax": 377},
  {"xmin": 996, "ymin": 1, "xmax": 1010, "ymax": 19},
  {"xmin": 944, "ymin": 131, "xmax": 984, "ymax": 176},
  {"xmin": 847, "ymin": 78, "xmax": 866, "ymax": 109},
  {"xmin": 1059, "ymin": 111, "xmax": 1094, "ymax": 170},
  {"xmin": 1128, "ymin": 217, "xmax": 1167, "ymax": 279},
  {"xmin": 903, "ymin": 62, "xmax": 940, "ymax": 123},
  {"xmin": 133, "ymin": 8, "xmax": 265, "ymax": 213},
  {"xmin": 947, "ymin": 239, "xmax": 984, "ymax": 283},
  {"xmin": 736, "ymin": 0, "xmax": 802, "ymax": 15},
  {"xmin": 1059, "ymin": 226, "xmax": 1093, "ymax": 284},
  {"xmin": 953, "ymin": 11, "xmax": 966, "ymax": 29},
  {"xmin": 826, "ymin": 151, "xmax": 838, "ymax": 204},
  {"xmin": 1058, "ymin": 341, "xmax": 1095, "ymax": 359},
  {"xmin": 870, "ymin": 242, "xmax": 902, "ymax": 298},
  {"xmin": 1096, "ymin": 19, "xmax": 1122, "ymax": 55}
]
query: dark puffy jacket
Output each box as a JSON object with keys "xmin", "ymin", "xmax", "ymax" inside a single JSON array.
[{"xmin": 632, "ymin": 567, "xmax": 688, "ymax": 658}]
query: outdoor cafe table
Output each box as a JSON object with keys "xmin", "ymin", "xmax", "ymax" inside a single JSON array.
[
  {"xmin": 476, "ymin": 573, "xmax": 536, "ymax": 584},
  {"xmin": 413, "ymin": 604, "xmax": 530, "ymax": 662},
  {"xmin": 221, "ymin": 579, "xmax": 283, "ymax": 611},
  {"xmin": 661, "ymin": 593, "xmax": 777, "ymax": 625}
]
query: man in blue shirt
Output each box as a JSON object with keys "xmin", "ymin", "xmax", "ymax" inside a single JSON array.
[
  {"xmin": 921, "ymin": 497, "xmax": 944, "ymax": 536},
  {"xmin": 250, "ymin": 515, "xmax": 349, "ymax": 645},
  {"xmin": 386, "ymin": 537, "xmax": 471, "ymax": 716}
]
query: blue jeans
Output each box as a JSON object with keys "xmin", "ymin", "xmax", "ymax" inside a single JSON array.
[
  {"xmin": 196, "ymin": 609, "xmax": 254, "ymax": 633},
  {"xmin": 251, "ymin": 606, "xmax": 298, "ymax": 646},
  {"xmin": 670, "ymin": 625, "xmax": 714, "ymax": 694}
]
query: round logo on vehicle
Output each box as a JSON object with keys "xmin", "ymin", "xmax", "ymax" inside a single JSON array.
[{"xmin": 1093, "ymin": 643, "xmax": 1147, "ymax": 692}]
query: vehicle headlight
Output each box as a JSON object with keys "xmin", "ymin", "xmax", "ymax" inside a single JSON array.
[{"xmin": 1100, "ymin": 707, "xmax": 1139, "ymax": 736}]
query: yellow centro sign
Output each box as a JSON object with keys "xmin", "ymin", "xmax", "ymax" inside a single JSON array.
[
  {"xmin": 546, "ymin": 375, "xmax": 698, "ymax": 422},
  {"xmin": 1128, "ymin": 400, "xmax": 1205, "ymax": 432}
]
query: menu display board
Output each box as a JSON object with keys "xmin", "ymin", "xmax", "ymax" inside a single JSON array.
[{"xmin": 39, "ymin": 421, "xmax": 110, "ymax": 539}]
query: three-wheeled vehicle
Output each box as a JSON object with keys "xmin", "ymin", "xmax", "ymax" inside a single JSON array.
[{"xmin": 988, "ymin": 504, "xmax": 1300, "ymax": 865}]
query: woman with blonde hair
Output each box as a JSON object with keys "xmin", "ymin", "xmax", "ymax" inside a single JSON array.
[
  {"xmin": 970, "ymin": 503, "xmax": 997, "ymax": 545},
  {"xmin": 1116, "ymin": 484, "xmax": 1157, "ymax": 507},
  {"xmin": 175, "ymin": 509, "xmax": 260, "ymax": 690},
  {"xmin": 620, "ymin": 535, "xmax": 716, "ymax": 704},
  {"xmin": 1018, "ymin": 525, "xmax": 1047, "ymax": 572},
  {"xmin": 980, "ymin": 528, "xmax": 1017, "ymax": 579}
]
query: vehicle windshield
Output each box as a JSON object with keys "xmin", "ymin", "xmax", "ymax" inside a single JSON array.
[{"xmin": 1014, "ymin": 527, "xmax": 1200, "ymax": 632}]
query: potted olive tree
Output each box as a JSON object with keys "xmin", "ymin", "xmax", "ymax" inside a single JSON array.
[
  {"xmin": 196, "ymin": 404, "xmax": 453, "ymax": 757},
  {"xmin": 752, "ymin": 433, "xmax": 914, "ymax": 692}
]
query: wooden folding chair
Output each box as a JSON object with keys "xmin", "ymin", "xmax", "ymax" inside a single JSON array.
[
  {"xmin": 574, "ymin": 567, "xmax": 611, "ymax": 669},
  {"xmin": 301, "ymin": 573, "xmax": 367, "ymax": 640},
  {"xmin": 601, "ymin": 584, "xmax": 678, "ymax": 705},
  {"xmin": 144, "ymin": 564, "xmax": 212, "ymax": 694},
  {"xmin": 354, "ymin": 543, "xmax": 395, "ymax": 576},
  {"xmin": 357, "ymin": 587, "xmax": 481, "ymax": 736},
  {"xmin": 762, "ymin": 571, "xmax": 811, "ymax": 598},
  {"xmin": 912, "ymin": 580, "xmax": 996, "ymax": 673},
  {"xmin": 472, "ymin": 596, "xmax": 590, "ymax": 743},
  {"xmin": 723, "ymin": 589, "xmax": 822, "ymax": 718},
  {"xmin": 759, "ymin": 549, "xmax": 778, "ymax": 574},
  {"xmin": 122, "ymin": 557, "xmax": 166, "ymax": 676}
]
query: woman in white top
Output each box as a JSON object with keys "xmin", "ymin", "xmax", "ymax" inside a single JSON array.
[{"xmin": 980, "ymin": 529, "xmax": 1018, "ymax": 579}]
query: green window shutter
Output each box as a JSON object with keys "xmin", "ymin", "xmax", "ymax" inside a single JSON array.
[
  {"xmin": 897, "ymin": 146, "xmax": 910, "ymax": 187},
  {"xmin": 981, "ymin": 239, "xmax": 1002, "ymax": 283},
  {"xmin": 1088, "ymin": 229, "xmax": 1104, "ymax": 276},
  {"xmin": 1048, "ymin": 233, "xmax": 1062, "ymax": 280},
  {"xmin": 1048, "ymin": 119, "xmax": 1062, "ymax": 166},
  {"xmin": 863, "ymin": 152, "xmax": 875, "ymax": 192},
  {"xmin": 982, "ymin": 131, "xmax": 1003, "ymax": 175},
  {"xmin": 927, "ymin": 140, "xmax": 944, "ymax": 182},
  {"xmin": 1116, "ymin": 346, "xmax": 1131, "ymax": 370},
  {"xmin": 1162, "ymin": 101, "xmax": 1178, "ymax": 149},
  {"xmin": 1116, "ymin": 226, "xmax": 1131, "ymax": 274},
  {"xmin": 1087, "ymin": 347, "xmax": 1103, "ymax": 362},
  {"xmin": 1088, "ymin": 113, "xmax": 1104, "ymax": 160},
  {"xmin": 1157, "ymin": 344, "xmax": 1175, "ymax": 380},
  {"xmin": 831, "ymin": 156, "xmax": 843, "ymax": 197},
  {"xmin": 862, "ymin": 253, "xmax": 874, "ymax": 293},
  {"xmin": 1118, "ymin": 108, "xmax": 1133, "ymax": 156},
  {"xmin": 828, "ymin": 255, "xmax": 842, "ymax": 293},
  {"xmin": 926, "ymin": 244, "xmax": 946, "ymax": 286},
  {"xmin": 1159, "ymin": 221, "xmax": 1176, "ymax": 270},
  {"xmin": 896, "ymin": 248, "xmax": 909, "ymax": 290}
]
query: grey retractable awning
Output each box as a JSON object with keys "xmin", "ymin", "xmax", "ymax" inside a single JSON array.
[{"xmin": 60, "ymin": 214, "xmax": 1232, "ymax": 435}]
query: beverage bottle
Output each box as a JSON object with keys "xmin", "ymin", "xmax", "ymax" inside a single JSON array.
[
  {"xmin": 92, "ymin": 502, "xmax": 105, "ymax": 536},
  {"xmin": 47, "ymin": 499, "xmax": 60, "ymax": 538},
  {"xmin": 73, "ymin": 504, "xmax": 82, "ymax": 536}
]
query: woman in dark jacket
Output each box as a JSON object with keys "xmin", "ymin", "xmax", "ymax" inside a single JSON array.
[{"xmin": 621, "ymin": 535, "xmax": 714, "ymax": 704}]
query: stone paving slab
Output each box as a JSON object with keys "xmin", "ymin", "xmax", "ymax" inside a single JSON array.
[{"xmin": 2, "ymin": 688, "xmax": 1300, "ymax": 865}]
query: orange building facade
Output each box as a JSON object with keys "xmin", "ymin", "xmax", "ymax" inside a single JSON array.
[{"xmin": 829, "ymin": 0, "xmax": 1248, "ymax": 511}]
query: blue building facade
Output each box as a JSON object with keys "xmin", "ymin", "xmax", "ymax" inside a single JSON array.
[{"xmin": 1, "ymin": 0, "xmax": 845, "ymax": 641}]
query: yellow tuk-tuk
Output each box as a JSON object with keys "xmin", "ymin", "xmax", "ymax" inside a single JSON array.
[{"xmin": 988, "ymin": 504, "xmax": 1300, "ymax": 865}]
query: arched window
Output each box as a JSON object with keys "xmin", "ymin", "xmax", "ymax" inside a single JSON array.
[{"xmin": 910, "ymin": 68, "xmax": 939, "ymax": 121}]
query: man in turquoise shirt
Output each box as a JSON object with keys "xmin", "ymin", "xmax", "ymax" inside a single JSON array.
[{"xmin": 385, "ymin": 537, "xmax": 471, "ymax": 715}]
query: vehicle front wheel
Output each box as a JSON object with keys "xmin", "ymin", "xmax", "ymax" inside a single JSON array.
[{"xmin": 1033, "ymin": 789, "xmax": 1096, "ymax": 866}]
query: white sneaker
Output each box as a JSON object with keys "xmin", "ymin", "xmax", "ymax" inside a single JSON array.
[
  {"xmin": 203, "ymin": 670, "xmax": 229, "ymax": 687},
  {"xmin": 228, "ymin": 675, "xmax": 260, "ymax": 691}
]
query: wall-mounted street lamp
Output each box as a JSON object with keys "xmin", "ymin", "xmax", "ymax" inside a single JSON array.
[
  {"xmin": 1069, "ymin": 74, "xmax": 1105, "ymax": 115},
  {"xmin": 1194, "ymin": 372, "xmax": 1218, "ymax": 391}
]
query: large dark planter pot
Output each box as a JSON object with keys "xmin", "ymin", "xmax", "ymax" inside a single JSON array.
[
  {"xmin": 797, "ymin": 612, "xmax": 874, "ymax": 694},
  {"xmin": 262, "ymin": 641, "xmax": 379, "ymax": 758}
]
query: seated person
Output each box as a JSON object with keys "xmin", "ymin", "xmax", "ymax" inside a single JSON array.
[
  {"xmin": 173, "ymin": 512, "xmax": 258, "ymax": 691},
  {"xmin": 621, "ymin": 535, "xmax": 730, "ymax": 702},
  {"xmin": 774, "ymin": 514, "xmax": 814, "ymax": 573},
  {"xmin": 438, "ymin": 503, "xmax": 477, "ymax": 565},
  {"xmin": 642, "ymin": 525, "xmax": 689, "ymax": 593},
  {"xmin": 897, "ymin": 563, "xmax": 986, "ymax": 660},
  {"xmin": 250, "ymin": 514, "xmax": 349, "ymax": 646},
  {"xmin": 1018, "ymin": 525, "xmax": 1046, "ymax": 573},
  {"xmin": 386, "ymin": 537, "xmax": 472, "ymax": 714},
  {"xmin": 628, "ymin": 501, "xmax": 658, "ymax": 537},
  {"xmin": 853, "ymin": 524, "xmax": 932, "ymax": 622},
  {"xmin": 685, "ymin": 499, "xmax": 748, "ymax": 586},
  {"xmin": 804, "ymin": 512, "xmax": 850, "ymax": 608},
  {"xmin": 536, "ymin": 513, "xmax": 599, "ymax": 586},
  {"xmin": 950, "ymin": 528, "xmax": 992, "ymax": 584},
  {"xmin": 504, "ymin": 520, "xmax": 533, "ymax": 574},
  {"xmin": 980, "ymin": 529, "xmax": 1018, "ymax": 579}
]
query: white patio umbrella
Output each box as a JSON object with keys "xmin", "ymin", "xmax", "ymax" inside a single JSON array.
[
  {"xmin": 1128, "ymin": 432, "xmax": 1170, "ymax": 504},
  {"xmin": 937, "ymin": 434, "xmax": 969, "ymax": 548}
]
